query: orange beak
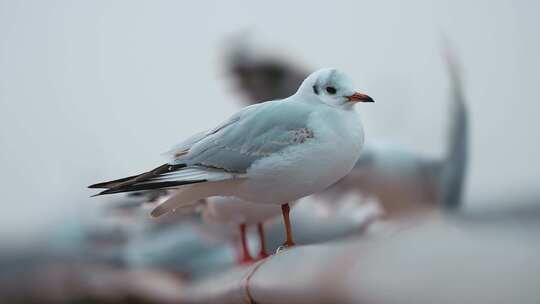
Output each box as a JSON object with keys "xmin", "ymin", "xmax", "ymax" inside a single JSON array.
[{"xmin": 347, "ymin": 92, "xmax": 374, "ymax": 103}]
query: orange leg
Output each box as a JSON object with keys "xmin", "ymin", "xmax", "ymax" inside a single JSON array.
[
  {"xmin": 281, "ymin": 203, "xmax": 296, "ymax": 247},
  {"xmin": 238, "ymin": 223, "xmax": 253, "ymax": 264},
  {"xmin": 256, "ymin": 222, "xmax": 269, "ymax": 259}
]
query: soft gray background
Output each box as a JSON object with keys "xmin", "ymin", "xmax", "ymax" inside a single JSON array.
[{"xmin": 1, "ymin": 0, "xmax": 539, "ymax": 237}]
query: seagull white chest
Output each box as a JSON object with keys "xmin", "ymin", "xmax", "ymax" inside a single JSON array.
[{"xmin": 238, "ymin": 107, "xmax": 364, "ymax": 204}]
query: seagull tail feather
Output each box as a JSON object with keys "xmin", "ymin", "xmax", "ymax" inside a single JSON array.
[
  {"xmin": 88, "ymin": 174, "xmax": 141, "ymax": 189},
  {"xmin": 92, "ymin": 179, "xmax": 207, "ymax": 197},
  {"xmin": 88, "ymin": 163, "xmax": 202, "ymax": 196}
]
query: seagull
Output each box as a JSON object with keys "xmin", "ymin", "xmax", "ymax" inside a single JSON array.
[{"xmin": 89, "ymin": 68, "xmax": 374, "ymax": 247}]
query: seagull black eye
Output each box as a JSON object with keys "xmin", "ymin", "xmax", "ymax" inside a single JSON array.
[{"xmin": 326, "ymin": 86, "xmax": 337, "ymax": 94}]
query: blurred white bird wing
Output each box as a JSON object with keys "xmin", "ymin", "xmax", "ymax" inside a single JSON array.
[{"xmin": 169, "ymin": 99, "xmax": 315, "ymax": 173}]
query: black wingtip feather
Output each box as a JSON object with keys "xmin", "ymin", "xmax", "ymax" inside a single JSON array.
[
  {"xmin": 92, "ymin": 179, "xmax": 207, "ymax": 196},
  {"xmin": 88, "ymin": 175, "xmax": 139, "ymax": 189},
  {"xmin": 88, "ymin": 163, "xmax": 188, "ymax": 189}
]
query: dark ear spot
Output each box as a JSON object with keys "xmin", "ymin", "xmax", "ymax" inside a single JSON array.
[{"xmin": 312, "ymin": 85, "xmax": 319, "ymax": 95}]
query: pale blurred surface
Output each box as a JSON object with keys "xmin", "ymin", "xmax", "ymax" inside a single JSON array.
[{"xmin": 157, "ymin": 210, "xmax": 540, "ymax": 304}]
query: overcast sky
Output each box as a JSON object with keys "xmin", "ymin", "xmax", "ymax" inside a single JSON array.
[{"xmin": 1, "ymin": 0, "xmax": 539, "ymax": 227}]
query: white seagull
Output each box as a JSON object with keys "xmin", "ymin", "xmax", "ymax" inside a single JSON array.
[{"xmin": 89, "ymin": 68, "xmax": 374, "ymax": 247}]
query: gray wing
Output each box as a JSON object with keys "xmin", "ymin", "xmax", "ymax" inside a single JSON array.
[{"xmin": 169, "ymin": 100, "xmax": 314, "ymax": 173}]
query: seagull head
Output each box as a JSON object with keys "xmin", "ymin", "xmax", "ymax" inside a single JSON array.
[{"xmin": 297, "ymin": 68, "xmax": 374, "ymax": 108}]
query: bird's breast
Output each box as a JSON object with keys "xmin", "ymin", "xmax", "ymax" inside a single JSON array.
[{"xmin": 239, "ymin": 109, "xmax": 364, "ymax": 203}]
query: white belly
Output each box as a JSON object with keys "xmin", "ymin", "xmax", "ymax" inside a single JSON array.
[{"xmin": 235, "ymin": 108, "xmax": 364, "ymax": 204}]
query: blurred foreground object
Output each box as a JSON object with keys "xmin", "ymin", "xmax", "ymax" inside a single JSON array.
[
  {"xmin": 4, "ymin": 196, "xmax": 539, "ymax": 303},
  {"xmin": 0, "ymin": 198, "xmax": 185, "ymax": 303},
  {"xmin": 226, "ymin": 39, "xmax": 468, "ymax": 217},
  {"xmin": 168, "ymin": 205, "xmax": 540, "ymax": 304}
]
